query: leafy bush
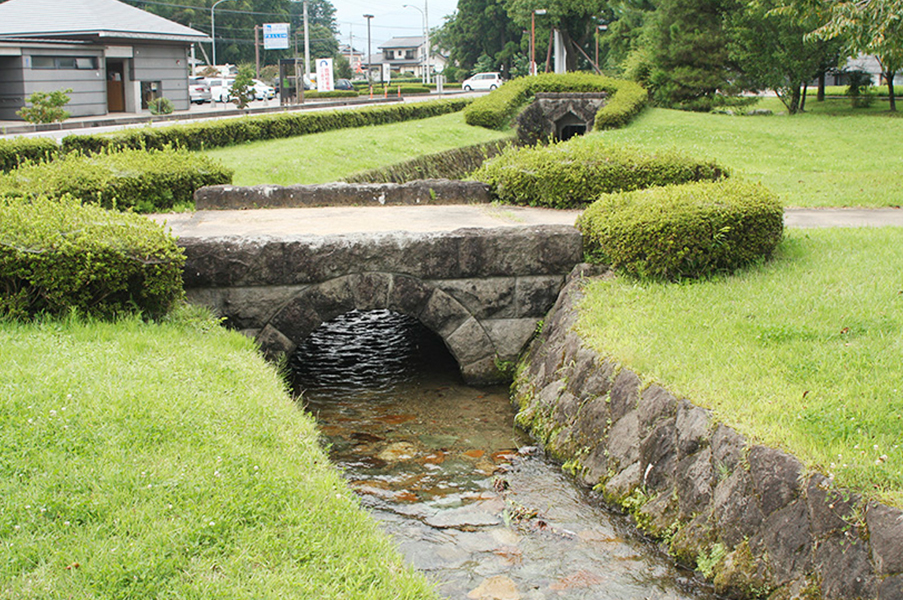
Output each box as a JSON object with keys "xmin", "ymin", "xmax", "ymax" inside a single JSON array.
[
  {"xmin": 576, "ymin": 179, "xmax": 784, "ymax": 279},
  {"xmin": 0, "ymin": 137, "xmax": 59, "ymax": 172},
  {"xmin": 61, "ymin": 98, "xmax": 470, "ymax": 154},
  {"xmin": 471, "ymin": 137, "xmax": 727, "ymax": 208},
  {"xmin": 344, "ymin": 139, "xmax": 517, "ymax": 183},
  {"xmin": 147, "ymin": 97, "xmax": 174, "ymax": 115},
  {"xmin": 0, "ymin": 147, "xmax": 232, "ymax": 212},
  {"xmin": 0, "ymin": 195, "xmax": 185, "ymax": 319},
  {"xmin": 463, "ymin": 73, "xmax": 647, "ymax": 130},
  {"xmin": 304, "ymin": 90, "xmax": 359, "ymax": 99},
  {"xmin": 17, "ymin": 89, "xmax": 72, "ymax": 124}
]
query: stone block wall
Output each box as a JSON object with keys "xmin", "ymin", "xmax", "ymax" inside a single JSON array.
[{"xmin": 512, "ymin": 266, "xmax": 903, "ymax": 600}]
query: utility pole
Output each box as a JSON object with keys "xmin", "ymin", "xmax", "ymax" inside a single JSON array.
[
  {"xmin": 254, "ymin": 25, "xmax": 260, "ymax": 77},
  {"xmin": 303, "ymin": 0, "xmax": 310, "ymax": 84},
  {"xmin": 424, "ymin": 0, "xmax": 430, "ymax": 85},
  {"xmin": 363, "ymin": 14, "xmax": 373, "ymax": 87}
]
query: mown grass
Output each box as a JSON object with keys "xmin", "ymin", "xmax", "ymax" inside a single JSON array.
[
  {"xmin": 0, "ymin": 309, "xmax": 438, "ymax": 600},
  {"xmin": 201, "ymin": 111, "xmax": 511, "ymax": 186},
  {"xmin": 595, "ymin": 97, "xmax": 903, "ymax": 208},
  {"xmin": 577, "ymin": 228, "xmax": 903, "ymax": 508}
]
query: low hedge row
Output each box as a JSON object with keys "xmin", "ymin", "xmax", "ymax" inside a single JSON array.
[
  {"xmin": 463, "ymin": 72, "xmax": 648, "ymax": 130},
  {"xmin": 0, "ymin": 195, "xmax": 185, "ymax": 320},
  {"xmin": 61, "ymin": 98, "xmax": 470, "ymax": 153},
  {"xmin": 576, "ymin": 179, "xmax": 784, "ymax": 280},
  {"xmin": 0, "ymin": 137, "xmax": 59, "ymax": 172},
  {"xmin": 343, "ymin": 138, "xmax": 517, "ymax": 183},
  {"xmin": 0, "ymin": 147, "xmax": 232, "ymax": 212},
  {"xmin": 304, "ymin": 90, "xmax": 359, "ymax": 99},
  {"xmin": 470, "ymin": 137, "xmax": 727, "ymax": 208}
]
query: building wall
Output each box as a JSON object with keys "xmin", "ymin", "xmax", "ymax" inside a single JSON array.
[
  {"xmin": 132, "ymin": 44, "xmax": 190, "ymax": 111},
  {"xmin": 0, "ymin": 56, "xmax": 26, "ymax": 120}
]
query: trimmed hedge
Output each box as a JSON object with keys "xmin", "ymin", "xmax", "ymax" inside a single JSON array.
[
  {"xmin": 0, "ymin": 137, "xmax": 59, "ymax": 172},
  {"xmin": 61, "ymin": 98, "xmax": 470, "ymax": 154},
  {"xmin": 0, "ymin": 195, "xmax": 185, "ymax": 320},
  {"xmin": 576, "ymin": 179, "xmax": 784, "ymax": 280},
  {"xmin": 463, "ymin": 72, "xmax": 648, "ymax": 131},
  {"xmin": 304, "ymin": 90, "xmax": 359, "ymax": 99},
  {"xmin": 0, "ymin": 147, "xmax": 231, "ymax": 213},
  {"xmin": 470, "ymin": 137, "xmax": 727, "ymax": 208},
  {"xmin": 343, "ymin": 138, "xmax": 516, "ymax": 183}
]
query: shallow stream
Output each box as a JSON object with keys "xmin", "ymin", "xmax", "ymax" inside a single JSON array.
[{"xmin": 289, "ymin": 310, "xmax": 718, "ymax": 600}]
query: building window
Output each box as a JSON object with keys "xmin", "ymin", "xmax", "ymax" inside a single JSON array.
[
  {"xmin": 31, "ymin": 56, "xmax": 98, "ymax": 70},
  {"xmin": 405, "ymin": 50, "xmax": 414, "ymax": 60}
]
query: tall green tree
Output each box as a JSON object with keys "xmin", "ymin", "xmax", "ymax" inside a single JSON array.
[
  {"xmin": 812, "ymin": 0, "xmax": 903, "ymax": 110},
  {"xmin": 434, "ymin": 0, "xmax": 521, "ymax": 76},
  {"xmin": 728, "ymin": 0, "xmax": 841, "ymax": 113},
  {"xmin": 643, "ymin": 0, "xmax": 740, "ymax": 110},
  {"xmin": 505, "ymin": 0, "xmax": 613, "ymax": 72}
]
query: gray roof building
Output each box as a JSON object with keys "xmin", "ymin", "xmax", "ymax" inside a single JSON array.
[{"xmin": 0, "ymin": 0, "xmax": 208, "ymax": 120}]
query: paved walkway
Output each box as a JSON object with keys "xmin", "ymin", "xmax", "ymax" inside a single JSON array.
[{"xmin": 151, "ymin": 205, "xmax": 903, "ymax": 238}]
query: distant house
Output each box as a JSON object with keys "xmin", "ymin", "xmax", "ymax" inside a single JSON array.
[
  {"xmin": 0, "ymin": 0, "xmax": 208, "ymax": 120},
  {"xmin": 338, "ymin": 43, "xmax": 365, "ymax": 79},
  {"xmin": 372, "ymin": 36, "xmax": 446, "ymax": 81}
]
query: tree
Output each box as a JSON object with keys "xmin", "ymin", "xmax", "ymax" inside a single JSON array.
[
  {"xmin": 434, "ymin": 0, "xmax": 521, "ymax": 75},
  {"xmin": 642, "ymin": 0, "xmax": 741, "ymax": 110},
  {"xmin": 230, "ymin": 64, "xmax": 256, "ymax": 108},
  {"xmin": 728, "ymin": 0, "xmax": 841, "ymax": 113},
  {"xmin": 504, "ymin": 0, "xmax": 614, "ymax": 72},
  {"xmin": 812, "ymin": 0, "xmax": 903, "ymax": 110}
]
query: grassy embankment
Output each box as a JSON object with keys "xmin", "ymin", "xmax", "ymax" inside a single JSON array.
[
  {"xmin": 201, "ymin": 111, "xmax": 511, "ymax": 186},
  {"xmin": 0, "ymin": 309, "xmax": 439, "ymax": 599},
  {"xmin": 598, "ymin": 96, "xmax": 903, "ymax": 207},
  {"xmin": 578, "ymin": 99, "xmax": 902, "ymax": 507}
]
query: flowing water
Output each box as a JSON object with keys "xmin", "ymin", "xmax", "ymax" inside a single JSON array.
[{"xmin": 289, "ymin": 310, "xmax": 719, "ymax": 600}]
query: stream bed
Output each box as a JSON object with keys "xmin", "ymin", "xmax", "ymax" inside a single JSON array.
[{"xmin": 290, "ymin": 310, "xmax": 719, "ymax": 600}]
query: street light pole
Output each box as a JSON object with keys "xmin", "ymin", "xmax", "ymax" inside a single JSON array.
[
  {"xmin": 363, "ymin": 14, "xmax": 374, "ymax": 87},
  {"xmin": 303, "ymin": 0, "xmax": 310, "ymax": 83},
  {"xmin": 210, "ymin": 0, "xmax": 231, "ymax": 67},
  {"xmin": 531, "ymin": 9, "xmax": 547, "ymax": 76},
  {"xmin": 403, "ymin": 3, "xmax": 430, "ymax": 85}
]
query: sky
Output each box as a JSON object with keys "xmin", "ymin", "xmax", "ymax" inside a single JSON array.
[{"xmin": 329, "ymin": 0, "xmax": 459, "ymax": 52}]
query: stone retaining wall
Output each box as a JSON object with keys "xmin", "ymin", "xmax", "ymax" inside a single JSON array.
[
  {"xmin": 194, "ymin": 179, "xmax": 492, "ymax": 210},
  {"xmin": 512, "ymin": 266, "xmax": 903, "ymax": 600}
]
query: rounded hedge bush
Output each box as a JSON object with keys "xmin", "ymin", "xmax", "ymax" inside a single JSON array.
[
  {"xmin": 0, "ymin": 195, "xmax": 185, "ymax": 320},
  {"xmin": 471, "ymin": 137, "xmax": 727, "ymax": 208},
  {"xmin": 576, "ymin": 179, "xmax": 784, "ymax": 280}
]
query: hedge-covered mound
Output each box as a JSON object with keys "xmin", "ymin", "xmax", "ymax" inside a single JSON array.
[
  {"xmin": 0, "ymin": 137, "xmax": 59, "ymax": 172},
  {"xmin": 0, "ymin": 195, "xmax": 185, "ymax": 320},
  {"xmin": 0, "ymin": 147, "xmax": 232, "ymax": 212},
  {"xmin": 61, "ymin": 98, "xmax": 470, "ymax": 154},
  {"xmin": 470, "ymin": 137, "xmax": 727, "ymax": 208},
  {"xmin": 343, "ymin": 139, "xmax": 516, "ymax": 183},
  {"xmin": 576, "ymin": 179, "xmax": 784, "ymax": 280},
  {"xmin": 463, "ymin": 73, "xmax": 647, "ymax": 130}
]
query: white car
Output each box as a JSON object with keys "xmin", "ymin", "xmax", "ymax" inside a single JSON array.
[
  {"xmin": 252, "ymin": 79, "xmax": 276, "ymax": 100},
  {"xmin": 462, "ymin": 72, "xmax": 503, "ymax": 91},
  {"xmin": 206, "ymin": 77, "xmax": 235, "ymax": 102}
]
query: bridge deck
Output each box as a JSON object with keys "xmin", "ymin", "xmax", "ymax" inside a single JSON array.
[{"xmin": 151, "ymin": 205, "xmax": 583, "ymax": 237}]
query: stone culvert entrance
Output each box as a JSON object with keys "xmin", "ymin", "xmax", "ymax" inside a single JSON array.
[{"xmin": 516, "ymin": 92, "xmax": 609, "ymax": 145}]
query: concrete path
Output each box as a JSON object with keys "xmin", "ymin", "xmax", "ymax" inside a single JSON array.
[{"xmin": 152, "ymin": 205, "xmax": 903, "ymax": 238}]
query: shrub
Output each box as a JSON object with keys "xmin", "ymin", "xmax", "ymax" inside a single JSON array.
[
  {"xmin": 343, "ymin": 138, "xmax": 517, "ymax": 183},
  {"xmin": 463, "ymin": 73, "xmax": 647, "ymax": 130},
  {"xmin": 0, "ymin": 195, "xmax": 185, "ymax": 320},
  {"xmin": 304, "ymin": 90, "xmax": 359, "ymax": 99},
  {"xmin": 0, "ymin": 147, "xmax": 232, "ymax": 212},
  {"xmin": 17, "ymin": 89, "xmax": 72, "ymax": 124},
  {"xmin": 0, "ymin": 137, "xmax": 59, "ymax": 172},
  {"xmin": 471, "ymin": 137, "xmax": 727, "ymax": 208},
  {"xmin": 147, "ymin": 97, "xmax": 174, "ymax": 115},
  {"xmin": 576, "ymin": 179, "xmax": 784, "ymax": 280},
  {"xmin": 61, "ymin": 98, "xmax": 470, "ymax": 154}
]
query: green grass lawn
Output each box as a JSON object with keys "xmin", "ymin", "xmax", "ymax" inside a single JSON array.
[
  {"xmin": 577, "ymin": 228, "xmax": 903, "ymax": 508},
  {"xmin": 0, "ymin": 309, "xmax": 437, "ymax": 600},
  {"xmin": 201, "ymin": 111, "xmax": 511, "ymax": 186},
  {"xmin": 595, "ymin": 97, "xmax": 903, "ymax": 208}
]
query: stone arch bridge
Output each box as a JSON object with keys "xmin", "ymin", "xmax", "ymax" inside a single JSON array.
[{"xmin": 177, "ymin": 223, "xmax": 583, "ymax": 383}]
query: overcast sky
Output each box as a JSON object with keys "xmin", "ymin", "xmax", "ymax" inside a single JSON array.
[{"xmin": 329, "ymin": 0, "xmax": 459, "ymax": 51}]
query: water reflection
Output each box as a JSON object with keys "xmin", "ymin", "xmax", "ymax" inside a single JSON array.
[{"xmin": 290, "ymin": 310, "xmax": 716, "ymax": 600}]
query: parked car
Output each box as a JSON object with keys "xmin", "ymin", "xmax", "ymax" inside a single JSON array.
[
  {"xmin": 462, "ymin": 72, "xmax": 503, "ymax": 91},
  {"xmin": 334, "ymin": 78, "xmax": 354, "ymax": 91},
  {"xmin": 252, "ymin": 79, "xmax": 276, "ymax": 100},
  {"xmin": 188, "ymin": 76, "xmax": 211, "ymax": 104},
  {"xmin": 206, "ymin": 77, "xmax": 234, "ymax": 102}
]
